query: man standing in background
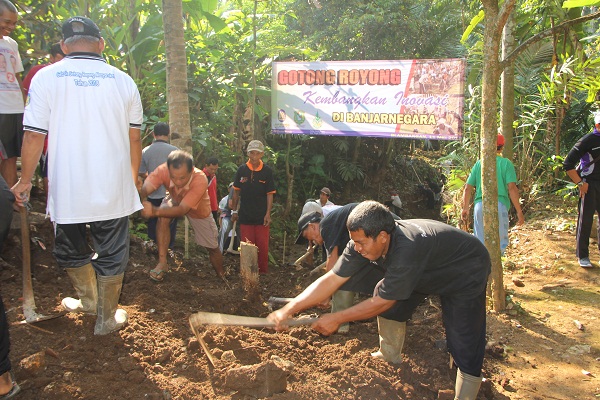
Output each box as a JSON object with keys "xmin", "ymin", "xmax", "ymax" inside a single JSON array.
[
  {"xmin": 202, "ymin": 157, "xmax": 219, "ymax": 222},
  {"xmin": 0, "ymin": 0, "xmax": 24, "ymax": 188},
  {"xmin": 563, "ymin": 112, "xmax": 600, "ymax": 268},
  {"xmin": 139, "ymin": 122, "xmax": 179, "ymax": 248},
  {"xmin": 231, "ymin": 140, "xmax": 276, "ymax": 274},
  {"xmin": 12, "ymin": 16, "xmax": 143, "ymax": 335},
  {"xmin": 461, "ymin": 133, "xmax": 524, "ymax": 255}
]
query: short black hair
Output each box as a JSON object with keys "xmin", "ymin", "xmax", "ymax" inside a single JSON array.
[
  {"xmin": 347, "ymin": 201, "xmax": 396, "ymax": 238},
  {"xmin": 153, "ymin": 122, "xmax": 170, "ymax": 137},
  {"xmin": 205, "ymin": 156, "xmax": 219, "ymax": 166},
  {"xmin": 167, "ymin": 150, "xmax": 193, "ymax": 172},
  {"xmin": 50, "ymin": 42, "xmax": 65, "ymax": 57}
]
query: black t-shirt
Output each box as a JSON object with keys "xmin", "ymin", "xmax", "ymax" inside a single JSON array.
[
  {"xmin": 333, "ymin": 219, "xmax": 491, "ymax": 300},
  {"xmin": 233, "ymin": 161, "xmax": 276, "ymax": 225},
  {"xmin": 320, "ymin": 203, "xmax": 358, "ymax": 256},
  {"xmin": 563, "ymin": 131, "xmax": 600, "ymax": 182}
]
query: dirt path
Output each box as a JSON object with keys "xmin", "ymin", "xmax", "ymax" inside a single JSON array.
[{"xmin": 1, "ymin": 196, "xmax": 599, "ymax": 399}]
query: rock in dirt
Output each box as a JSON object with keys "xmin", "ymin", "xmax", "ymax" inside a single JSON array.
[
  {"xmin": 222, "ymin": 360, "xmax": 287, "ymax": 397},
  {"xmin": 19, "ymin": 351, "xmax": 46, "ymax": 377},
  {"xmin": 437, "ymin": 389, "xmax": 454, "ymax": 399}
]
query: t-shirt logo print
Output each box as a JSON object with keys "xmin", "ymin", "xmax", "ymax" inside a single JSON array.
[{"xmin": 240, "ymin": 177, "xmax": 248, "ymax": 183}]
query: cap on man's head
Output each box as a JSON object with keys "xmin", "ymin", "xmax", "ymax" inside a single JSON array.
[
  {"xmin": 295, "ymin": 212, "xmax": 322, "ymax": 245},
  {"xmin": 497, "ymin": 134, "xmax": 505, "ymax": 147},
  {"xmin": 246, "ymin": 140, "xmax": 265, "ymax": 154},
  {"xmin": 62, "ymin": 16, "xmax": 101, "ymax": 40},
  {"xmin": 594, "ymin": 111, "xmax": 600, "ymax": 125},
  {"xmin": 320, "ymin": 187, "xmax": 331, "ymax": 196}
]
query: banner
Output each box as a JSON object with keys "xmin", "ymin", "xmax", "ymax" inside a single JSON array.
[{"xmin": 271, "ymin": 59, "xmax": 465, "ymax": 140}]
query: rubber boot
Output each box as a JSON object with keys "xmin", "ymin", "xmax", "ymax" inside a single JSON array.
[
  {"xmin": 370, "ymin": 316, "xmax": 406, "ymax": 364},
  {"xmin": 331, "ymin": 290, "xmax": 354, "ymax": 333},
  {"xmin": 94, "ymin": 274, "xmax": 128, "ymax": 335},
  {"xmin": 454, "ymin": 368, "xmax": 482, "ymax": 400},
  {"xmin": 61, "ymin": 263, "xmax": 98, "ymax": 314}
]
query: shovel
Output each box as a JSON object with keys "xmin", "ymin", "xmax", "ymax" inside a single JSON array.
[
  {"xmin": 189, "ymin": 311, "xmax": 317, "ymax": 329},
  {"xmin": 19, "ymin": 206, "xmax": 63, "ymax": 324},
  {"xmin": 189, "ymin": 311, "xmax": 318, "ymax": 367}
]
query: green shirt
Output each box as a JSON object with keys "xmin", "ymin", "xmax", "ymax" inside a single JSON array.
[{"xmin": 466, "ymin": 156, "xmax": 517, "ymax": 210}]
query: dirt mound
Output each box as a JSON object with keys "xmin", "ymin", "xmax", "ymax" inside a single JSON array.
[{"xmin": 1, "ymin": 193, "xmax": 598, "ymax": 399}]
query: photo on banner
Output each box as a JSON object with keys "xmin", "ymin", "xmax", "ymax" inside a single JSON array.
[{"xmin": 271, "ymin": 59, "xmax": 465, "ymax": 141}]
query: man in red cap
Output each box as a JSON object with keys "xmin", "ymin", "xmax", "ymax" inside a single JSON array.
[{"xmin": 461, "ymin": 133, "xmax": 524, "ymax": 254}]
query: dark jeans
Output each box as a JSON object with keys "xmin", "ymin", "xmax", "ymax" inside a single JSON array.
[
  {"xmin": 147, "ymin": 197, "xmax": 177, "ymax": 249},
  {"xmin": 576, "ymin": 181, "xmax": 600, "ymax": 259},
  {"xmin": 0, "ymin": 294, "xmax": 11, "ymax": 375},
  {"xmin": 54, "ymin": 216, "xmax": 130, "ymax": 276},
  {"xmin": 0, "ymin": 175, "xmax": 14, "ymax": 254}
]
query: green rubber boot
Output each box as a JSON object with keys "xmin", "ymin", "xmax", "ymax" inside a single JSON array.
[
  {"xmin": 454, "ymin": 368, "xmax": 482, "ymax": 400},
  {"xmin": 61, "ymin": 263, "xmax": 97, "ymax": 314},
  {"xmin": 370, "ymin": 316, "xmax": 406, "ymax": 364},
  {"xmin": 94, "ymin": 274, "xmax": 128, "ymax": 335},
  {"xmin": 331, "ymin": 290, "xmax": 354, "ymax": 333}
]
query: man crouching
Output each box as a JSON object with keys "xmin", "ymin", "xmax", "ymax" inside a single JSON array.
[{"xmin": 268, "ymin": 200, "xmax": 490, "ymax": 400}]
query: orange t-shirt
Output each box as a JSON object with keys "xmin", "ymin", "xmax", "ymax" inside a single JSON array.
[{"xmin": 146, "ymin": 163, "xmax": 211, "ymax": 219}]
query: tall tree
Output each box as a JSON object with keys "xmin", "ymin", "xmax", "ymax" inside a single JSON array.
[{"xmin": 162, "ymin": 0, "xmax": 192, "ymax": 152}]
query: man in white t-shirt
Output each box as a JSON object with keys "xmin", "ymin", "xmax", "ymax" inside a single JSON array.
[{"xmin": 12, "ymin": 16, "xmax": 143, "ymax": 336}]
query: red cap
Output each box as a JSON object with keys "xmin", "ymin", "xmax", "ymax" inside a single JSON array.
[{"xmin": 497, "ymin": 134, "xmax": 505, "ymax": 147}]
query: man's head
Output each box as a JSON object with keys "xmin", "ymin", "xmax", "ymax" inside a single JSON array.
[
  {"xmin": 319, "ymin": 187, "xmax": 331, "ymax": 205},
  {"xmin": 437, "ymin": 118, "xmax": 447, "ymax": 130},
  {"xmin": 153, "ymin": 122, "xmax": 170, "ymax": 138},
  {"xmin": 167, "ymin": 150, "xmax": 194, "ymax": 188},
  {"xmin": 346, "ymin": 201, "xmax": 395, "ymax": 261},
  {"xmin": 0, "ymin": 0, "xmax": 18, "ymax": 38},
  {"xmin": 49, "ymin": 42, "xmax": 66, "ymax": 63},
  {"xmin": 295, "ymin": 211, "xmax": 323, "ymax": 245},
  {"xmin": 61, "ymin": 16, "xmax": 103, "ymax": 54},
  {"xmin": 204, "ymin": 156, "xmax": 219, "ymax": 176},
  {"xmin": 594, "ymin": 111, "xmax": 600, "ymax": 129},
  {"xmin": 246, "ymin": 140, "xmax": 265, "ymax": 162},
  {"xmin": 497, "ymin": 133, "xmax": 505, "ymax": 151}
]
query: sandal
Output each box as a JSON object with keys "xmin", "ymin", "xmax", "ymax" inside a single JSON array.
[
  {"xmin": 0, "ymin": 371, "xmax": 20, "ymax": 399},
  {"xmin": 149, "ymin": 268, "xmax": 167, "ymax": 282}
]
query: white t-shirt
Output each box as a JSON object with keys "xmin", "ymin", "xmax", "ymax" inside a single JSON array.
[
  {"xmin": 0, "ymin": 36, "xmax": 24, "ymax": 113},
  {"xmin": 24, "ymin": 53, "xmax": 143, "ymax": 223}
]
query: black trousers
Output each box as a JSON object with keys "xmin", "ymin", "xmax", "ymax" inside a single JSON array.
[
  {"xmin": 576, "ymin": 181, "xmax": 600, "ymax": 259},
  {"xmin": 147, "ymin": 197, "xmax": 177, "ymax": 248},
  {"xmin": 53, "ymin": 216, "xmax": 130, "ymax": 276},
  {"xmin": 0, "ymin": 294, "xmax": 11, "ymax": 375},
  {"xmin": 339, "ymin": 263, "xmax": 487, "ymax": 377},
  {"xmin": 0, "ymin": 175, "xmax": 14, "ymax": 254}
]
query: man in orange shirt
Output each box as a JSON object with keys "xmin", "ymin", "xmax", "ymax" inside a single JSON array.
[{"xmin": 140, "ymin": 150, "xmax": 224, "ymax": 281}]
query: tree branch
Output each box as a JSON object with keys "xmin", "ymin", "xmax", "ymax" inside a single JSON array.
[{"xmin": 501, "ymin": 10, "xmax": 600, "ymax": 70}]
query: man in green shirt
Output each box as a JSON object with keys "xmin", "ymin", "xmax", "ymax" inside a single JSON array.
[{"xmin": 461, "ymin": 133, "xmax": 524, "ymax": 254}]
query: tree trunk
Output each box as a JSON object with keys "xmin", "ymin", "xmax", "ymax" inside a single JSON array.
[
  {"xmin": 161, "ymin": 0, "xmax": 192, "ymax": 152},
  {"xmin": 284, "ymin": 135, "xmax": 294, "ymax": 218},
  {"xmin": 481, "ymin": 0, "xmax": 515, "ymax": 311},
  {"xmin": 500, "ymin": 9, "xmax": 516, "ymax": 160}
]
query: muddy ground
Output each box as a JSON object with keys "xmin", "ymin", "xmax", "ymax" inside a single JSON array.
[{"xmin": 1, "ymin": 192, "xmax": 599, "ymax": 399}]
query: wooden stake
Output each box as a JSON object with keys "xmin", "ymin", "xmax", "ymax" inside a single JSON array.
[{"xmin": 240, "ymin": 241, "xmax": 259, "ymax": 296}]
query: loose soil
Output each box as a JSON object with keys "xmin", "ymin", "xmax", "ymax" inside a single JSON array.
[{"xmin": 1, "ymin": 192, "xmax": 599, "ymax": 399}]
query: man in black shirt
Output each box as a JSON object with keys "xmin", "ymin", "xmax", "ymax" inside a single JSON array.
[
  {"xmin": 271, "ymin": 201, "xmax": 490, "ymax": 399},
  {"xmin": 563, "ymin": 112, "xmax": 600, "ymax": 268}
]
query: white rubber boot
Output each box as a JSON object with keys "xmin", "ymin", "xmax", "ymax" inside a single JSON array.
[
  {"xmin": 454, "ymin": 368, "xmax": 482, "ymax": 400},
  {"xmin": 94, "ymin": 274, "xmax": 128, "ymax": 335},
  {"xmin": 370, "ymin": 316, "xmax": 406, "ymax": 364},
  {"xmin": 331, "ymin": 290, "xmax": 354, "ymax": 333},
  {"xmin": 61, "ymin": 263, "xmax": 97, "ymax": 314}
]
